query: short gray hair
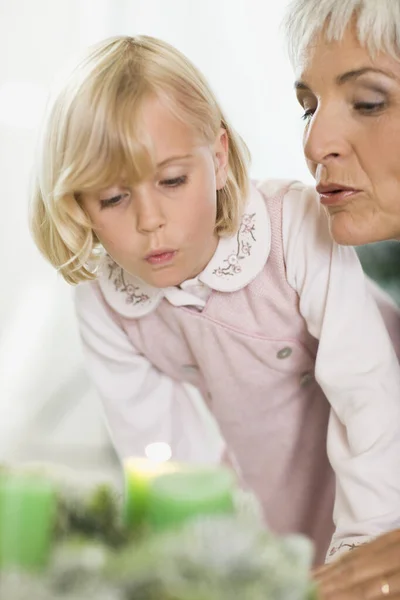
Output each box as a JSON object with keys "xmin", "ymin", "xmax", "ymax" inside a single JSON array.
[{"xmin": 283, "ymin": 0, "xmax": 400, "ymax": 67}]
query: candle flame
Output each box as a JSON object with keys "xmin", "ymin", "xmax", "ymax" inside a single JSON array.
[{"xmin": 145, "ymin": 442, "xmax": 172, "ymax": 463}]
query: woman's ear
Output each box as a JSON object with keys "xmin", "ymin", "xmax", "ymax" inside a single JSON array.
[{"xmin": 214, "ymin": 128, "xmax": 229, "ymax": 190}]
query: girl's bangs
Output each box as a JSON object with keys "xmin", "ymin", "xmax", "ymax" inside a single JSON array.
[{"xmin": 61, "ymin": 82, "xmax": 156, "ymax": 196}]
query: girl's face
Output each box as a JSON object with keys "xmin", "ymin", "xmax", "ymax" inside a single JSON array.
[
  {"xmin": 81, "ymin": 96, "xmax": 228, "ymax": 288},
  {"xmin": 296, "ymin": 25, "xmax": 400, "ymax": 245}
]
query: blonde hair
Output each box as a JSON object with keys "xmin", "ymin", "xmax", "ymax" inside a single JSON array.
[
  {"xmin": 283, "ymin": 0, "xmax": 400, "ymax": 67},
  {"xmin": 30, "ymin": 35, "xmax": 250, "ymax": 285}
]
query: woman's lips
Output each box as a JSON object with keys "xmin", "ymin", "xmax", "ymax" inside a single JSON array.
[{"xmin": 316, "ymin": 184, "xmax": 361, "ymax": 206}]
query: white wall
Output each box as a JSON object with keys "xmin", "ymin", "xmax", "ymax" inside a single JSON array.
[{"xmin": 0, "ymin": 0, "xmax": 311, "ymax": 464}]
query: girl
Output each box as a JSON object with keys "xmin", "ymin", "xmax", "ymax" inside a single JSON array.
[{"xmin": 31, "ymin": 35, "xmax": 400, "ymax": 565}]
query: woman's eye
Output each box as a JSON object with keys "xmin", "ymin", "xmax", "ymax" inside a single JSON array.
[
  {"xmin": 301, "ymin": 108, "xmax": 315, "ymax": 122},
  {"xmin": 100, "ymin": 193, "xmax": 128, "ymax": 209},
  {"xmin": 160, "ymin": 175, "xmax": 187, "ymax": 188},
  {"xmin": 354, "ymin": 101, "xmax": 386, "ymax": 114}
]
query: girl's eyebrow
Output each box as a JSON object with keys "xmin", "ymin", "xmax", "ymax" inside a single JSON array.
[{"xmin": 157, "ymin": 153, "xmax": 193, "ymax": 168}]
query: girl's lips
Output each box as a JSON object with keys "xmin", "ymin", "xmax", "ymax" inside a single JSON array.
[{"xmin": 145, "ymin": 250, "xmax": 178, "ymax": 266}]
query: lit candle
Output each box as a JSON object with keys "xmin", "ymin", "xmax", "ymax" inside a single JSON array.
[
  {"xmin": 123, "ymin": 457, "xmax": 178, "ymax": 527},
  {"xmin": 0, "ymin": 473, "xmax": 56, "ymax": 571},
  {"xmin": 148, "ymin": 467, "xmax": 235, "ymax": 531}
]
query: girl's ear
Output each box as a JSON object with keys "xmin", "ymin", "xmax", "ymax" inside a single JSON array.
[{"xmin": 214, "ymin": 128, "xmax": 229, "ymax": 190}]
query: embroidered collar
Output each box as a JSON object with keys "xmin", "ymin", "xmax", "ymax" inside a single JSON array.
[{"xmin": 97, "ymin": 182, "xmax": 271, "ymax": 318}]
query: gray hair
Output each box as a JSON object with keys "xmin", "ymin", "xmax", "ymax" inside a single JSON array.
[{"xmin": 283, "ymin": 0, "xmax": 400, "ymax": 67}]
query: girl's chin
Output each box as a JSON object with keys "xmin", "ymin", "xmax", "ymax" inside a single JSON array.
[{"xmin": 141, "ymin": 269, "xmax": 187, "ymax": 289}]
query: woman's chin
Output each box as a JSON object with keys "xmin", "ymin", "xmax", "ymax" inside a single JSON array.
[{"xmin": 329, "ymin": 211, "xmax": 389, "ymax": 246}]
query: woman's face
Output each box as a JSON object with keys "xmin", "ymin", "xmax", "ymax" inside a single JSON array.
[{"xmin": 296, "ymin": 25, "xmax": 400, "ymax": 245}]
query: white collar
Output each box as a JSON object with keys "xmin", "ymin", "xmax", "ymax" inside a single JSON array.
[{"xmin": 97, "ymin": 182, "xmax": 271, "ymax": 318}]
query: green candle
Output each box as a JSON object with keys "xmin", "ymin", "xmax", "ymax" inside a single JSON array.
[
  {"xmin": 147, "ymin": 467, "xmax": 235, "ymax": 531},
  {"xmin": 123, "ymin": 458, "xmax": 179, "ymax": 527},
  {"xmin": 0, "ymin": 473, "xmax": 56, "ymax": 571}
]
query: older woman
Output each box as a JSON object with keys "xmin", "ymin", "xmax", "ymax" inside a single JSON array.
[{"xmin": 284, "ymin": 0, "xmax": 400, "ymax": 597}]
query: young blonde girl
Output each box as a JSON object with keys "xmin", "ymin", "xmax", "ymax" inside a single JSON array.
[{"xmin": 31, "ymin": 35, "xmax": 400, "ymax": 565}]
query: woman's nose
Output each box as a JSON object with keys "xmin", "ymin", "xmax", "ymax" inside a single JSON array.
[{"xmin": 303, "ymin": 107, "xmax": 351, "ymax": 166}]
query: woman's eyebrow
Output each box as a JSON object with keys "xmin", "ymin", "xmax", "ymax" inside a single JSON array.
[
  {"xmin": 295, "ymin": 67, "xmax": 394, "ymax": 91},
  {"xmin": 335, "ymin": 67, "xmax": 394, "ymax": 85},
  {"xmin": 294, "ymin": 80, "xmax": 309, "ymax": 91}
]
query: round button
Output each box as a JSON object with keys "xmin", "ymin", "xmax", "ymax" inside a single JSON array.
[
  {"xmin": 182, "ymin": 364, "xmax": 199, "ymax": 374},
  {"xmin": 300, "ymin": 371, "xmax": 314, "ymax": 386},
  {"xmin": 277, "ymin": 347, "xmax": 292, "ymax": 359}
]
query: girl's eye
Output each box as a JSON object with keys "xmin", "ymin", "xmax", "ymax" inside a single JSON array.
[
  {"xmin": 160, "ymin": 175, "xmax": 187, "ymax": 188},
  {"xmin": 100, "ymin": 193, "xmax": 128, "ymax": 209},
  {"xmin": 301, "ymin": 108, "xmax": 315, "ymax": 122},
  {"xmin": 354, "ymin": 101, "xmax": 386, "ymax": 114}
]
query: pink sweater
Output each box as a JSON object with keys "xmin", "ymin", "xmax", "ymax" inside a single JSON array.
[{"xmin": 76, "ymin": 180, "xmax": 400, "ymax": 564}]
